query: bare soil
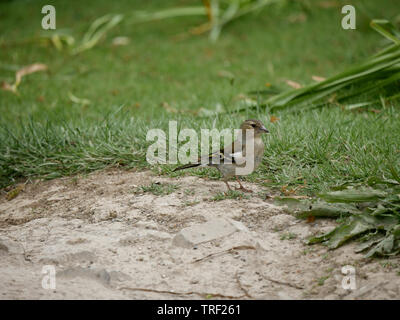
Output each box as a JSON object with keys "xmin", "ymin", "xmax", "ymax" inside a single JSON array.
[{"xmin": 1, "ymin": 169, "xmax": 399, "ymax": 299}]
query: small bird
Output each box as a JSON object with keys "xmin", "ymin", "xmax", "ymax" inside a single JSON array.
[{"xmin": 173, "ymin": 119, "xmax": 269, "ymax": 192}]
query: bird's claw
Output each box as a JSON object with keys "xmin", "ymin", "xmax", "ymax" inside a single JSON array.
[{"xmin": 235, "ymin": 186, "xmax": 253, "ymax": 193}]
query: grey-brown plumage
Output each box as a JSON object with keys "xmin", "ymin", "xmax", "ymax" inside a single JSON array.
[{"xmin": 173, "ymin": 119, "xmax": 269, "ymax": 192}]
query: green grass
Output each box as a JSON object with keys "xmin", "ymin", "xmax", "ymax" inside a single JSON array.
[
  {"xmin": 212, "ymin": 189, "xmax": 250, "ymax": 201},
  {"xmin": 1, "ymin": 0, "xmax": 400, "ymax": 195},
  {"xmin": 134, "ymin": 182, "xmax": 179, "ymax": 196},
  {"xmin": 280, "ymin": 232, "xmax": 298, "ymax": 240},
  {"xmin": 317, "ymin": 275, "xmax": 329, "ymax": 286}
]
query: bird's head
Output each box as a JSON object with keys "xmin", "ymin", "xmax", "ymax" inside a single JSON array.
[{"xmin": 240, "ymin": 119, "xmax": 269, "ymax": 137}]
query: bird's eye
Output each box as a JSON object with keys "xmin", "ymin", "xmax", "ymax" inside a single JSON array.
[{"xmin": 251, "ymin": 124, "xmax": 256, "ymax": 128}]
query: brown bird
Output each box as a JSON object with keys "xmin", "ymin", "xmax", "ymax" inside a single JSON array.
[{"xmin": 173, "ymin": 119, "xmax": 269, "ymax": 192}]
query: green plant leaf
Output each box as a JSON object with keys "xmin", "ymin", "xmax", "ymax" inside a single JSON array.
[
  {"xmin": 365, "ymin": 234, "xmax": 396, "ymax": 257},
  {"xmin": 308, "ymin": 215, "xmax": 374, "ymax": 249},
  {"xmin": 296, "ymin": 202, "xmax": 359, "ymax": 219},
  {"xmin": 318, "ymin": 188, "xmax": 387, "ymax": 203},
  {"xmin": 370, "ymin": 19, "xmax": 400, "ymax": 45}
]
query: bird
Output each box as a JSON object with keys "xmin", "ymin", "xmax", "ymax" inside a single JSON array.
[{"xmin": 173, "ymin": 119, "xmax": 269, "ymax": 192}]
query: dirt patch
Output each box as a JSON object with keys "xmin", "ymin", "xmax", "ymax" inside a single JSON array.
[{"xmin": 1, "ymin": 169, "xmax": 399, "ymax": 299}]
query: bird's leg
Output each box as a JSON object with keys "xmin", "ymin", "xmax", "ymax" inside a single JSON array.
[
  {"xmin": 224, "ymin": 181, "xmax": 232, "ymax": 194},
  {"xmin": 235, "ymin": 176, "xmax": 253, "ymax": 193}
]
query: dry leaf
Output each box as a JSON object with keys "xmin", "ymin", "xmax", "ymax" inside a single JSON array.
[
  {"xmin": 312, "ymin": 75, "xmax": 326, "ymax": 82},
  {"xmin": 15, "ymin": 63, "xmax": 47, "ymax": 87},
  {"xmin": 270, "ymin": 115, "xmax": 279, "ymax": 123},
  {"xmin": 281, "ymin": 185, "xmax": 297, "ymax": 196},
  {"xmin": 1, "ymin": 63, "xmax": 47, "ymax": 94},
  {"xmin": 306, "ymin": 216, "xmax": 316, "ymax": 223},
  {"xmin": 286, "ymin": 80, "xmax": 302, "ymax": 89},
  {"xmin": 284, "ymin": 195, "xmax": 310, "ymax": 199}
]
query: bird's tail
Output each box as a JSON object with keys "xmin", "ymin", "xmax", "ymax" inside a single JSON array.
[{"xmin": 173, "ymin": 163, "xmax": 201, "ymax": 172}]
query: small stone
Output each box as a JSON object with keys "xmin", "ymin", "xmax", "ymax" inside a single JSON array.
[{"xmin": 172, "ymin": 218, "xmax": 247, "ymax": 248}]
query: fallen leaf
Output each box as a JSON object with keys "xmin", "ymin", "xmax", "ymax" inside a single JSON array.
[
  {"xmin": 281, "ymin": 185, "xmax": 297, "ymax": 196},
  {"xmin": 278, "ymin": 195, "xmax": 310, "ymax": 200},
  {"xmin": 270, "ymin": 115, "xmax": 279, "ymax": 123},
  {"xmin": 1, "ymin": 63, "xmax": 47, "ymax": 94},
  {"xmin": 312, "ymin": 75, "xmax": 326, "ymax": 82},
  {"xmin": 306, "ymin": 215, "xmax": 315, "ymax": 223},
  {"xmin": 286, "ymin": 80, "xmax": 302, "ymax": 89},
  {"xmin": 15, "ymin": 63, "xmax": 47, "ymax": 87}
]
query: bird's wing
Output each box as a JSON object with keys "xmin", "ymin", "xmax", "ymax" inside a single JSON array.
[
  {"xmin": 204, "ymin": 139, "xmax": 244, "ymax": 166},
  {"xmin": 225, "ymin": 139, "xmax": 247, "ymax": 165},
  {"xmin": 175, "ymin": 139, "xmax": 246, "ymax": 170}
]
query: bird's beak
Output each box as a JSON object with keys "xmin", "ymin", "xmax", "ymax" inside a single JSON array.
[{"xmin": 261, "ymin": 126, "xmax": 269, "ymax": 133}]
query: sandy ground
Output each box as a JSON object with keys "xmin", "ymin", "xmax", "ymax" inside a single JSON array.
[{"xmin": 1, "ymin": 169, "xmax": 399, "ymax": 300}]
